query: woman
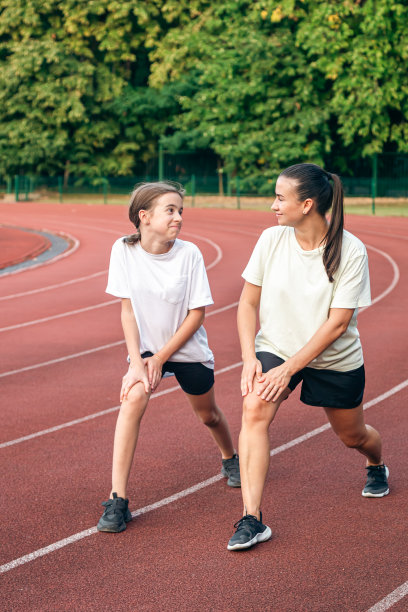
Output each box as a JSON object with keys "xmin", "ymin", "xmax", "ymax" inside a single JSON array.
[
  {"xmin": 227, "ymin": 163, "xmax": 388, "ymax": 551},
  {"xmin": 97, "ymin": 182, "xmax": 240, "ymax": 533}
]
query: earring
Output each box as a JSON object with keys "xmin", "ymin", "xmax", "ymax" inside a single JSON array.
[{"xmin": 303, "ymin": 210, "xmax": 307, "ymax": 215}]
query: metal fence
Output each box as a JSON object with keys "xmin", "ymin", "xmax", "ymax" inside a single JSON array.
[{"xmin": 1, "ymin": 153, "xmax": 407, "ymax": 210}]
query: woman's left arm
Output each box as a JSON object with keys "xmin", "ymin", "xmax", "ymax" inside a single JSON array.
[
  {"xmin": 257, "ymin": 308, "xmax": 354, "ymax": 402},
  {"xmin": 144, "ymin": 308, "xmax": 205, "ymax": 388}
]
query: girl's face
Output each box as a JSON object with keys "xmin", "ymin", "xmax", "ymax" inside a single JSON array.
[
  {"xmin": 271, "ymin": 176, "xmax": 309, "ymax": 226},
  {"xmin": 142, "ymin": 192, "xmax": 183, "ymax": 240}
]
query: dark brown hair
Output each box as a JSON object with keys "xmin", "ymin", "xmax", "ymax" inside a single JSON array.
[
  {"xmin": 123, "ymin": 181, "xmax": 185, "ymax": 245},
  {"xmin": 280, "ymin": 163, "xmax": 344, "ymax": 282}
]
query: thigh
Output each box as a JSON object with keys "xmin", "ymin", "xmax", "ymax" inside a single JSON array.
[
  {"xmin": 167, "ymin": 361, "xmax": 215, "ymax": 396},
  {"xmin": 324, "ymin": 404, "xmax": 365, "ymax": 437},
  {"xmin": 184, "ymin": 385, "xmax": 217, "ymax": 414}
]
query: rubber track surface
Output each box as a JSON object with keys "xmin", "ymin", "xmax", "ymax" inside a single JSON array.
[
  {"xmin": 0, "ymin": 202, "xmax": 407, "ymax": 612},
  {"xmin": 0, "ymin": 226, "xmax": 51, "ymax": 269}
]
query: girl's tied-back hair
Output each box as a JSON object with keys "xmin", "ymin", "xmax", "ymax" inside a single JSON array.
[
  {"xmin": 123, "ymin": 181, "xmax": 186, "ymax": 245},
  {"xmin": 280, "ymin": 163, "xmax": 344, "ymax": 282}
]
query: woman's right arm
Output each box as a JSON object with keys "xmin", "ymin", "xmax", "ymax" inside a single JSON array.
[
  {"xmin": 237, "ymin": 281, "xmax": 262, "ymax": 396},
  {"xmin": 120, "ymin": 298, "xmax": 150, "ymax": 400}
]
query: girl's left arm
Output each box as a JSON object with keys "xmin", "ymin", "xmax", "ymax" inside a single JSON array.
[
  {"xmin": 144, "ymin": 307, "xmax": 205, "ymax": 389},
  {"xmin": 257, "ymin": 307, "xmax": 354, "ymax": 402}
]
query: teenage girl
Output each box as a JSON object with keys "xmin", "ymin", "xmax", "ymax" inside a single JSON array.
[
  {"xmin": 227, "ymin": 163, "xmax": 389, "ymax": 551},
  {"xmin": 98, "ymin": 182, "xmax": 240, "ymax": 533}
]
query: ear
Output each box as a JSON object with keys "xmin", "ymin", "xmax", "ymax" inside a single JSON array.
[
  {"xmin": 302, "ymin": 198, "xmax": 314, "ymax": 215},
  {"xmin": 138, "ymin": 209, "xmax": 149, "ymax": 225}
]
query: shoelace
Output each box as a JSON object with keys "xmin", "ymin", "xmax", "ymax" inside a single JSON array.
[
  {"xmin": 366, "ymin": 466, "xmax": 386, "ymax": 483},
  {"xmin": 102, "ymin": 498, "xmax": 122, "ymax": 515},
  {"xmin": 233, "ymin": 514, "xmax": 259, "ymax": 531}
]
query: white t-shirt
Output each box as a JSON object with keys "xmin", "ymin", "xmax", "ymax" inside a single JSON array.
[
  {"xmin": 106, "ymin": 238, "xmax": 215, "ymax": 368},
  {"xmin": 242, "ymin": 226, "xmax": 371, "ymax": 371}
]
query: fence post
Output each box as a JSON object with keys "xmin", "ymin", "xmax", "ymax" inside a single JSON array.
[
  {"xmin": 58, "ymin": 176, "xmax": 63, "ymax": 203},
  {"xmin": 227, "ymin": 173, "xmax": 232, "ymax": 197},
  {"xmin": 371, "ymin": 154, "xmax": 377, "ymax": 215},
  {"xmin": 158, "ymin": 139, "xmax": 164, "ymax": 181},
  {"xmin": 236, "ymin": 176, "xmax": 240, "ymax": 210},
  {"xmin": 103, "ymin": 178, "xmax": 108, "ymax": 204},
  {"xmin": 24, "ymin": 176, "xmax": 29, "ymax": 201},
  {"xmin": 191, "ymin": 174, "xmax": 196, "ymax": 207},
  {"xmin": 14, "ymin": 175, "xmax": 19, "ymax": 202}
]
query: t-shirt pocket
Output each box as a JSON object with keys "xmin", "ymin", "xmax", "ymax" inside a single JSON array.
[{"xmin": 162, "ymin": 275, "xmax": 188, "ymax": 305}]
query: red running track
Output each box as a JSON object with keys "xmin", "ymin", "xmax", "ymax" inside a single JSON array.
[
  {"xmin": 0, "ymin": 226, "xmax": 51, "ymax": 269},
  {"xmin": 0, "ymin": 202, "xmax": 407, "ymax": 612}
]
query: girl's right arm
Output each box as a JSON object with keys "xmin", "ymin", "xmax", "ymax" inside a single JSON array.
[
  {"xmin": 120, "ymin": 298, "xmax": 150, "ymax": 401},
  {"xmin": 237, "ymin": 281, "xmax": 263, "ymax": 396}
]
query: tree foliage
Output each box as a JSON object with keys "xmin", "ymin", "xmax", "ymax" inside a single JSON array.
[
  {"xmin": 151, "ymin": 0, "xmax": 408, "ymax": 186},
  {"xmin": 0, "ymin": 0, "xmax": 166, "ymax": 177},
  {"xmin": 0, "ymin": 0, "xmax": 406, "ymax": 180}
]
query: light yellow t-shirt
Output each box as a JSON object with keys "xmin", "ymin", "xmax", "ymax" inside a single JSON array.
[{"xmin": 242, "ymin": 226, "xmax": 371, "ymax": 372}]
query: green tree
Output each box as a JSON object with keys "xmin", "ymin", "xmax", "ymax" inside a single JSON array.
[
  {"xmin": 150, "ymin": 0, "xmax": 408, "ymax": 186},
  {"xmin": 0, "ymin": 0, "xmax": 163, "ymax": 178}
]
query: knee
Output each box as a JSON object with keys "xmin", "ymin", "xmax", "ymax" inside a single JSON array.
[
  {"xmin": 197, "ymin": 409, "xmax": 220, "ymax": 428},
  {"xmin": 337, "ymin": 429, "xmax": 367, "ymax": 449},
  {"xmin": 242, "ymin": 395, "xmax": 268, "ymax": 428},
  {"xmin": 121, "ymin": 384, "xmax": 148, "ymax": 420}
]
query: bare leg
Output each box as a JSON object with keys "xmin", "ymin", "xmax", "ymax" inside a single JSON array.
[
  {"xmin": 111, "ymin": 382, "xmax": 151, "ymax": 498},
  {"xmin": 324, "ymin": 404, "xmax": 383, "ymax": 465},
  {"xmin": 185, "ymin": 386, "xmax": 235, "ymax": 459},
  {"xmin": 239, "ymin": 386, "xmax": 290, "ymax": 520}
]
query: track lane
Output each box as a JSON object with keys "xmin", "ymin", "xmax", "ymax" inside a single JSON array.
[
  {"xmin": 1, "ymin": 390, "xmax": 406, "ymax": 611},
  {"xmin": 1, "ymin": 205, "xmax": 407, "ymax": 611}
]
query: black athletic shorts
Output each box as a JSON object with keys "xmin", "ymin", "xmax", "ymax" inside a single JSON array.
[
  {"xmin": 141, "ymin": 352, "xmax": 214, "ymax": 396},
  {"xmin": 256, "ymin": 351, "xmax": 365, "ymax": 409}
]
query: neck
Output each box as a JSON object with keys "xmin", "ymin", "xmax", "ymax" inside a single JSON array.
[
  {"xmin": 294, "ymin": 215, "xmax": 328, "ymax": 251},
  {"xmin": 140, "ymin": 234, "xmax": 175, "ymax": 254}
]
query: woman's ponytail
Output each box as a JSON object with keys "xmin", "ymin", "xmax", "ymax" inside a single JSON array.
[
  {"xmin": 322, "ymin": 173, "xmax": 344, "ymax": 282},
  {"xmin": 123, "ymin": 230, "xmax": 141, "ymax": 245}
]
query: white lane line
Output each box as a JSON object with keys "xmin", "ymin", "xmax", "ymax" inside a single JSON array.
[
  {"xmin": 0, "ymin": 362, "xmax": 243, "ymax": 449},
  {"xmin": 366, "ymin": 245, "xmax": 400, "ymax": 307},
  {"xmin": 0, "ymin": 299, "xmax": 119, "ymax": 333},
  {"xmin": 0, "ymin": 301, "xmax": 239, "ymax": 378},
  {"xmin": 1, "ymin": 376, "xmax": 407, "ymax": 575},
  {"xmin": 184, "ymin": 232, "xmax": 223, "ymax": 271},
  {"xmin": 0, "ymin": 340, "xmax": 126, "ymax": 379},
  {"xmin": 366, "ymin": 582, "xmax": 408, "ymax": 612},
  {"xmin": 0, "ymin": 270, "xmax": 107, "ymax": 301}
]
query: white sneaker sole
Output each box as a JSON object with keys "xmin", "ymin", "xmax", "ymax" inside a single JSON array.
[
  {"xmin": 362, "ymin": 466, "xmax": 390, "ymax": 497},
  {"xmin": 227, "ymin": 526, "xmax": 272, "ymax": 551}
]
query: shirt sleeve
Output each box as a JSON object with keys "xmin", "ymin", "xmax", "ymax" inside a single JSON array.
[
  {"xmin": 188, "ymin": 249, "xmax": 214, "ymax": 310},
  {"xmin": 106, "ymin": 239, "xmax": 131, "ymax": 298},
  {"xmin": 242, "ymin": 231, "xmax": 267, "ymax": 286},
  {"xmin": 330, "ymin": 251, "xmax": 371, "ymax": 309}
]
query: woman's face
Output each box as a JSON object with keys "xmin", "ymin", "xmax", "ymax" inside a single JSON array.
[{"xmin": 271, "ymin": 176, "xmax": 306, "ymax": 226}]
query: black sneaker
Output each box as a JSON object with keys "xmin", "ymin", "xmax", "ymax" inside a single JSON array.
[
  {"xmin": 97, "ymin": 492, "xmax": 133, "ymax": 532},
  {"xmin": 221, "ymin": 454, "xmax": 241, "ymax": 487},
  {"xmin": 227, "ymin": 512, "xmax": 272, "ymax": 550},
  {"xmin": 362, "ymin": 464, "xmax": 390, "ymax": 498}
]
